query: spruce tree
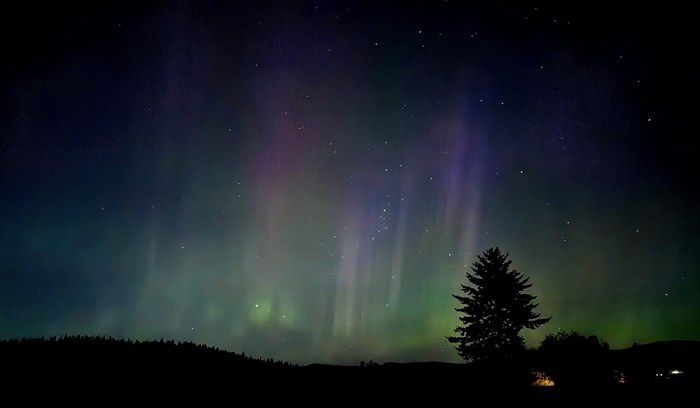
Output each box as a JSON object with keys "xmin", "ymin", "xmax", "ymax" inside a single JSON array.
[{"xmin": 448, "ymin": 247, "xmax": 550, "ymax": 362}]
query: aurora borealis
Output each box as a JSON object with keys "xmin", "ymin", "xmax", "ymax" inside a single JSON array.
[{"xmin": 1, "ymin": 2, "xmax": 698, "ymax": 364}]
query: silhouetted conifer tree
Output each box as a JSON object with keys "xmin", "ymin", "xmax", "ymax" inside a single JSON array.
[{"xmin": 448, "ymin": 247, "xmax": 550, "ymax": 362}]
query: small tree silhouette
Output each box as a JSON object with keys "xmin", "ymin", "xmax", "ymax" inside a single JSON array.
[
  {"xmin": 537, "ymin": 331, "xmax": 611, "ymax": 386},
  {"xmin": 448, "ymin": 247, "xmax": 550, "ymax": 362}
]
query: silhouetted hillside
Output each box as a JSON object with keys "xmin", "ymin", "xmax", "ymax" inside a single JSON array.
[
  {"xmin": 1, "ymin": 336, "xmax": 696, "ymax": 400},
  {"xmin": 610, "ymin": 340, "xmax": 700, "ymax": 385},
  {"xmin": 0, "ymin": 335, "xmax": 295, "ymax": 369}
]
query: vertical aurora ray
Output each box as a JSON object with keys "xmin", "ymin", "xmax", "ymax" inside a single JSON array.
[{"xmin": 2, "ymin": 2, "xmax": 698, "ymax": 365}]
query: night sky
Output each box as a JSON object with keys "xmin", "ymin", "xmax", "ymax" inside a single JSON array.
[{"xmin": 2, "ymin": 1, "xmax": 699, "ymax": 364}]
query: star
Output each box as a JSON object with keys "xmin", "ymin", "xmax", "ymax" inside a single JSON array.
[{"xmin": 3, "ymin": 0, "xmax": 696, "ymax": 367}]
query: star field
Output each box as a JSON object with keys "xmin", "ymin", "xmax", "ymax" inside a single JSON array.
[{"xmin": 1, "ymin": 2, "xmax": 698, "ymax": 364}]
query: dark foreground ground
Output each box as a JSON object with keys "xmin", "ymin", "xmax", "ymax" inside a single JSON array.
[{"xmin": 1, "ymin": 337, "xmax": 696, "ymax": 402}]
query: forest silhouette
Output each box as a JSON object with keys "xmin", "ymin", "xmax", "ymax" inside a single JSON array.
[
  {"xmin": 1, "ymin": 248, "xmax": 696, "ymax": 396},
  {"xmin": 1, "ymin": 335, "xmax": 696, "ymax": 398}
]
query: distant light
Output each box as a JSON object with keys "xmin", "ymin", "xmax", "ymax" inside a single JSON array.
[
  {"xmin": 255, "ymin": 304, "xmax": 259, "ymax": 308},
  {"xmin": 532, "ymin": 371, "xmax": 555, "ymax": 387},
  {"xmin": 670, "ymin": 369, "xmax": 684, "ymax": 375},
  {"xmin": 615, "ymin": 370, "xmax": 627, "ymax": 384}
]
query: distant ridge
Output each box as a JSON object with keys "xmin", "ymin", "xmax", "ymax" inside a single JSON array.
[
  {"xmin": 619, "ymin": 339, "xmax": 700, "ymax": 351},
  {"xmin": 0, "ymin": 335, "xmax": 296, "ymax": 368},
  {"xmin": 612, "ymin": 340, "xmax": 700, "ymax": 372}
]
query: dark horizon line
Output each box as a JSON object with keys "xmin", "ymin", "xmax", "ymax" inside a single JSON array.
[{"xmin": 2, "ymin": 333, "xmax": 698, "ymax": 366}]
